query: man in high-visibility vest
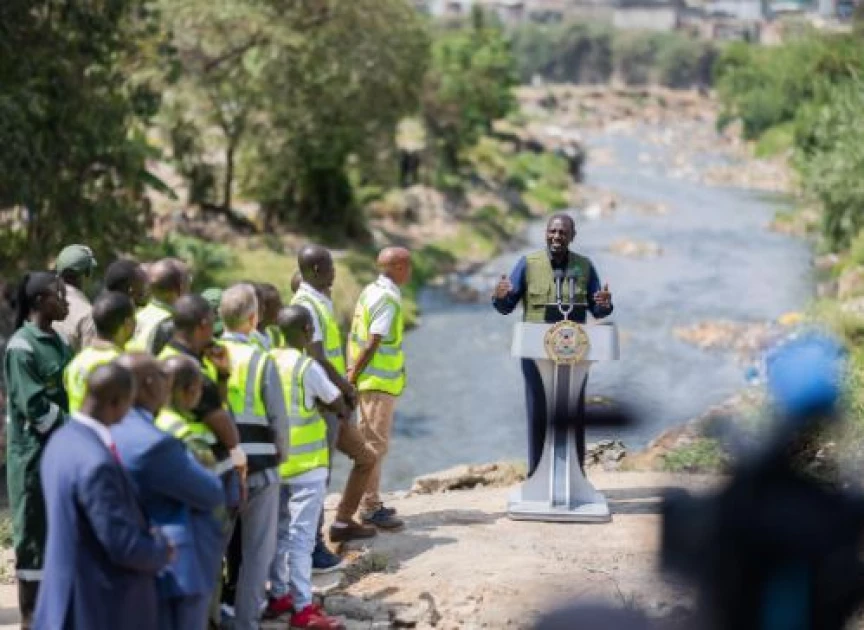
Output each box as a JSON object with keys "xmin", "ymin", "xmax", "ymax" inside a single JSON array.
[
  {"xmin": 291, "ymin": 245, "xmax": 380, "ymax": 557},
  {"xmin": 347, "ymin": 246, "xmax": 412, "ymax": 530},
  {"xmin": 257, "ymin": 282, "xmax": 284, "ymax": 350},
  {"xmin": 219, "ymin": 284, "xmax": 287, "ymax": 630},
  {"xmin": 64, "ymin": 292, "xmax": 137, "ymax": 413},
  {"xmin": 268, "ymin": 305, "xmax": 347, "ymax": 630},
  {"xmin": 128, "ymin": 258, "xmax": 190, "ymax": 354}
]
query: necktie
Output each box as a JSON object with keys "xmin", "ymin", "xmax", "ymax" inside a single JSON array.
[{"xmin": 109, "ymin": 443, "xmax": 122, "ymax": 464}]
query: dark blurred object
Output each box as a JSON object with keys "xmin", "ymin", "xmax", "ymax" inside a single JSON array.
[
  {"xmin": 662, "ymin": 334, "xmax": 864, "ymax": 630},
  {"xmin": 535, "ymin": 603, "xmax": 654, "ymax": 630}
]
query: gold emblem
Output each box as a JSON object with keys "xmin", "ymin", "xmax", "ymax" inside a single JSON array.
[{"xmin": 544, "ymin": 320, "xmax": 590, "ymax": 364}]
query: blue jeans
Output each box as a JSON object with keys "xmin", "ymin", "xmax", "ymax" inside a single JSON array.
[
  {"xmin": 232, "ymin": 473, "xmax": 279, "ymax": 630},
  {"xmin": 269, "ymin": 479, "xmax": 326, "ymax": 610}
]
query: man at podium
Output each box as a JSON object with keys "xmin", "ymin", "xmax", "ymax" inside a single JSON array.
[{"xmin": 492, "ymin": 213, "xmax": 613, "ymax": 475}]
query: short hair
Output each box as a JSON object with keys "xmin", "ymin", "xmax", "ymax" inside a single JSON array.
[
  {"xmin": 92, "ymin": 292, "xmax": 135, "ymax": 338},
  {"xmin": 104, "ymin": 259, "xmax": 142, "ymax": 294},
  {"xmin": 547, "ymin": 212, "xmax": 576, "ymax": 236},
  {"xmin": 163, "ymin": 355, "xmax": 202, "ymax": 392},
  {"xmin": 220, "ymin": 284, "xmax": 258, "ymax": 329},
  {"xmin": 173, "ymin": 294, "xmax": 213, "ymax": 334},
  {"xmin": 276, "ymin": 304, "xmax": 311, "ymax": 337},
  {"xmin": 149, "ymin": 258, "xmax": 187, "ymax": 293}
]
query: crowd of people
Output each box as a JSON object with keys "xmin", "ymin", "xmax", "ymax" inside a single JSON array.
[{"xmin": 3, "ymin": 242, "xmax": 413, "ymax": 630}]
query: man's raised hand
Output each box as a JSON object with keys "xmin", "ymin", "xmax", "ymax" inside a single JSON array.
[
  {"xmin": 493, "ymin": 274, "xmax": 513, "ymax": 300},
  {"xmin": 594, "ymin": 283, "xmax": 612, "ymax": 309}
]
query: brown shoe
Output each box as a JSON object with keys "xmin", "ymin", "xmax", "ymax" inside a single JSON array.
[{"xmin": 329, "ymin": 520, "xmax": 378, "ymax": 543}]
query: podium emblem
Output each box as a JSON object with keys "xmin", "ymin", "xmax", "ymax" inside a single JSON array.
[{"xmin": 544, "ymin": 321, "xmax": 590, "ymax": 364}]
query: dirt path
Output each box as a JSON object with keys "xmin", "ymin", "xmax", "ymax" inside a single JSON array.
[{"xmin": 0, "ymin": 471, "xmax": 716, "ymax": 629}]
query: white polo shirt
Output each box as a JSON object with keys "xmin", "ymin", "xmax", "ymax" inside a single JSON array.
[{"xmin": 365, "ymin": 275, "xmax": 401, "ymax": 338}]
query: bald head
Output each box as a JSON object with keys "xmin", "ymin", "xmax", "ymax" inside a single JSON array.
[
  {"xmin": 148, "ymin": 258, "xmax": 189, "ymax": 303},
  {"xmin": 116, "ymin": 352, "xmax": 171, "ymax": 414},
  {"xmin": 81, "ymin": 362, "xmax": 136, "ymax": 426},
  {"xmin": 297, "ymin": 244, "xmax": 334, "ymax": 293},
  {"xmin": 377, "ymin": 246, "xmax": 412, "ymax": 286},
  {"xmin": 277, "ymin": 305, "xmax": 313, "ymax": 350}
]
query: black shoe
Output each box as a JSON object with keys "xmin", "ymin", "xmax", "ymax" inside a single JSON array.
[
  {"xmin": 362, "ymin": 507, "xmax": 404, "ymax": 530},
  {"xmin": 312, "ymin": 540, "xmax": 344, "ymax": 574}
]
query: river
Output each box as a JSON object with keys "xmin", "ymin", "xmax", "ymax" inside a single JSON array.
[{"xmin": 332, "ymin": 122, "xmax": 814, "ymax": 492}]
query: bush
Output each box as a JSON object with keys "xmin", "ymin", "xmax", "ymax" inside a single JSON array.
[{"xmin": 137, "ymin": 235, "xmax": 235, "ymax": 291}]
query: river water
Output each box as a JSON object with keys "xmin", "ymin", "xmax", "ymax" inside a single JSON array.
[{"xmin": 332, "ymin": 123, "xmax": 814, "ymax": 492}]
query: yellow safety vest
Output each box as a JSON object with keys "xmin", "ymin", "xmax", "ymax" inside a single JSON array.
[
  {"xmin": 271, "ymin": 347, "xmax": 329, "ymax": 480},
  {"xmin": 348, "ymin": 283, "xmax": 406, "ymax": 396},
  {"xmin": 63, "ymin": 345, "xmax": 121, "ymax": 413},
  {"xmin": 155, "ymin": 407, "xmax": 226, "ymax": 474},
  {"xmin": 127, "ymin": 301, "xmax": 172, "ymax": 353},
  {"xmin": 265, "ymin": 325, "xmax": 284, "ymax": 350},
  {"xmin": 157, "ymin": 344, "xmax": 233, "ymax": 475},
  {"xmin": 290, "ymin": 289, "xmax": 346, "ymax": 376},
  {"xmin": 220, "ymin": 336, "xmax": 278, "ymax": 469}
]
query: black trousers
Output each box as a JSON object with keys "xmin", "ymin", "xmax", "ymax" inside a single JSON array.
[
  {"xmin": 521, "ymin": 359, "xmax": 586, "ymax": 478},
  {"xmin": 222, "ymin": 520, "xmax": 243, "ymax": 606}
]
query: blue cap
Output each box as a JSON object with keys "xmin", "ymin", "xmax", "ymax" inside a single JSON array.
[{"xmin": 765, "ymin": 332, "xmax": 846, "ymax": 420}]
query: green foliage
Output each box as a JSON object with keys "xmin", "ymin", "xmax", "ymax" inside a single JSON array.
[
  {"xmin": 754, "ymin": 122, "xmax": 795, "ymax": 158},
  {"xmin": 422, "ymin": 10, "xmax": 518, "ymax": 173},
  {"xmin": 614, "ymin": 31, "xmax": 715, "ymax": 88},
  {"xmin": 661, "ymin": 439, "xmax": 729, "ymax": 474},
  {"xmin": 137, "ymin": 235, "xmax": 234, "ymax": 291},
  {"xmin": 0, "ymin": 0, "xmax": 164, "ymax": 269}
]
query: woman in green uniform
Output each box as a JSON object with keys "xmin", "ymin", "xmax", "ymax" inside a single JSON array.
[{"xmin": 4, "ymin": 272, "xmax": 71, "ymax": 628}]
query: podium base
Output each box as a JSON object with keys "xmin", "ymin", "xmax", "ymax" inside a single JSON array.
[{"xmin": 507, "ymin": 487, "xmax": 612, "ymax": 523}]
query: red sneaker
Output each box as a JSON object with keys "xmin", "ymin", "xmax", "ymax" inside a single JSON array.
[
  {"xmin": 290, "ymin": 603, "xmax": 344, "ymax": 629},
  {"xmin": 263, "ymin": 593, "xmax": 294, "ymax": 619}
]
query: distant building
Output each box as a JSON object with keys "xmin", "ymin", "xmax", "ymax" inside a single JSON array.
[
  {"xmin": 613, "ymin": 0, "xmax": 683, "ymax": 29},
  {"xmin": 705, "ymin": 0, "xmax": 768, "ymax": 19}
]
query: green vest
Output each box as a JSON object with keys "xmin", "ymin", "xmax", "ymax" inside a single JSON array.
[
  {"xmin": 271, "ymin": 347, "xmax": 329, "ymax": 479},
  {"xmin": 127, "ymin": 301, "xmax": 172, "ymax": 353},
  {"xmin": 523, "ymin": 250, "xmax": 591, "ymax": 323},
  {"xmin": 63, "ymin": 345, "xmax": 121, "ymax": 413},
  {"xmin": 348, "ymin": 282, "xmax": 405, "ymax": 396},
  {"xmin": 290, "ymin": 289, "xmax": 346, "ymax": 376}
]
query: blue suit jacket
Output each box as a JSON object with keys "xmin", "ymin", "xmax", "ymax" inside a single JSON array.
[
  {"xmin": 112, "ymin": 408, "xmax": 224, "ymax": 599},
  {"xmin": 36, "ymin": 420, "xmax": 169, "ymax": 630}
]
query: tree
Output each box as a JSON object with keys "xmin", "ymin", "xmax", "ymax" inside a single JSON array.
[
  {"xmin": 422, "ymin": 8, "xmax": 518, "ymax": 173},
  {"xmin": 0, "ymin": 0, "xmax": 163, "ymax": 268}
]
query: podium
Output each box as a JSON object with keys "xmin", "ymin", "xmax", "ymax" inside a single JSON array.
[{"xmin": 508, "ymin": 321, "xmax": 620, "ymax": 523}]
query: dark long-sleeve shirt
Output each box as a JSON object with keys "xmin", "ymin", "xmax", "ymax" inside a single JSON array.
[{"xmin": 492, "ymin": 253, "xmax": 613, "ymax": 323}]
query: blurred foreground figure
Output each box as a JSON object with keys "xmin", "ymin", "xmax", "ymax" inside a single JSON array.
[{"xmin": 662, "ymin": 333, "xmax": 864, "ymax": 630}]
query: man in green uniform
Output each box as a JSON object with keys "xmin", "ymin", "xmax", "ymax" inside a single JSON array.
[
  {"xmin": 52, "ymin": 244, "xmax": 98, "ymax": 353},
  {"xmin": 4, "ymin": 272, "xmax": 72, "ymax": 627}
]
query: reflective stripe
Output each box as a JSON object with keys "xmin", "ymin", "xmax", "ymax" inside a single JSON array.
[
  {"xmin": 234, "ymin": 412, "xmax": 269, "ymax": 427},
  {"xmin": 289, "ymin": 439, "xmax": 327, "ymax": 455},
  {"xmin": 17, "ymin": 569, "xmax": 43, "ymax": 580},
  {"xmin": 5, "ymin": 337, "xmax": 33, "ymax": 353},
  {"xmin": 350, "ymin": 334, "xmax": 400, "ymax": 355},
  {"xmin": 33, "ymin": 404, "xmax": 60, "ymax": 434},
  {"xmin": 213, "ymin": 458, "xmax": 234, "ymax": 476},
  {"xmin": 325, "ymin": 348, "xmax": 343, "ymax": 358},
  {"xmin": 362, "ymin": 367, "xmax": 404, "ymax": 380},
  {"xmin": 158, "ymin": 418, "xmax": 188, "ymax": 436},
  {"xmin": 243, "ymin": 443, "xmax": 278, "ymax": 456},
  {"xmin": 287, "ymin": 413, "xmax": 321, "ymax": 427}
]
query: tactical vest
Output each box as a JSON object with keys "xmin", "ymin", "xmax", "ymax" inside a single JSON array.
[
  {"xmin": 220, "ymin": 337, "xmax": 278, "ymax": 473},
  {"xmin": 128, "ymin": 301, "xmax": 172, "ymax": 353},
  {"xmin": 64, "ymin": 345, "xmax": 121, "ymax": 413},
  {"xmin": 157, "ymin": 344, "xmax": 232, "ymax": 475},
  {"xmin": 523, "ymin": 250, "xmax": 591, "ymax": 323},
  {"xmin": 348, "ymin": 282, "xmax": 405, "ymax": 396},
  {"xmin": 271, "ymin": 347, "xmax": 329, "ymax": 480},
  {"xmin": 291, "ymin": 290, "xmax": 346, "ymax": 376}
]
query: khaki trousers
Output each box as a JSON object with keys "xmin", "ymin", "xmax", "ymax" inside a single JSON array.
[
  {"xmin": 357, "ymin": 391, "xmax": 397, "ymax": 514},
  {"xmin": 334, "ymin": 420, "xmax": 378, "ymax": 523}
]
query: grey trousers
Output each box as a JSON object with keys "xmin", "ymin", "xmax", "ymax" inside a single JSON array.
[{"xmin": 231, "ymin": 473, "xmax": 280, "ymax": 630}]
